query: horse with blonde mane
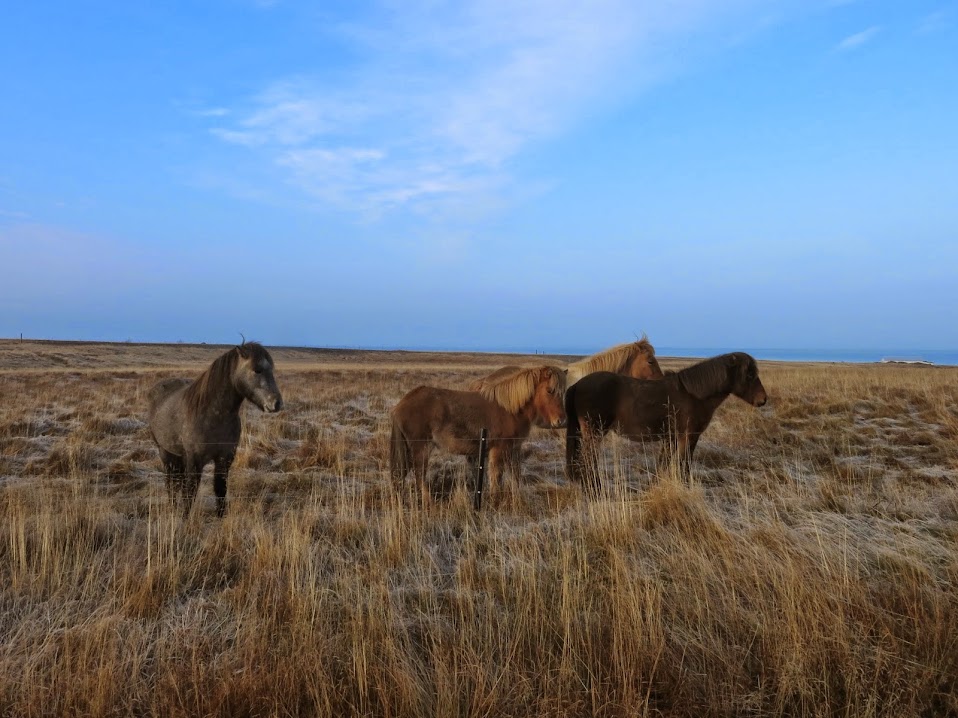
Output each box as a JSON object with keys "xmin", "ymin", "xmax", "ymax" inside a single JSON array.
[
  {"xmin": 391, "ymin": 365, "xmax": 567, "ymax": 501},
  {"xmin": 566, "ymin": 338, "xmax": 663, "ymax": 385},
  {"xmin": 466, "ymin": 338, "xmax": 663, "ymax": 394}
]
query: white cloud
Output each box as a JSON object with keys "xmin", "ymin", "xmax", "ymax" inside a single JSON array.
[
  {"xmin": 193, "ymin": 107, "xmax": 230, "ymax": 118},
  {"xmin": 835, "ymin": 25, "xmax": 880, "ymax": 51},
  {"xmin": 916, "ymin": 9, "xmax": 951, "ymax": 34},
  {"xmin": 206, "ymin": 0, "xmax": 807, "ymax": 218}
]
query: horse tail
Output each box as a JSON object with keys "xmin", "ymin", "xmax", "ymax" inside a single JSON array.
[
  {"xmin": 390, "ymin": 414, "xmax": 411, "ymax": 486},
  {"xmin": 565, "ymin": 382, "xmax": 582, "ymax": 482}
]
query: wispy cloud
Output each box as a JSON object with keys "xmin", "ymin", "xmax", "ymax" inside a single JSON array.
[
  {"xmin": 916, "ymin": 9, "xmax": 952, "ymax": 34},
  {"xmin": 835, "ymin": 25, "xmax": 880, "ymax": 51},
  {"xmin": 193, "ymin": 107, "xmax": 230, "ymax": 118},
  {"xmin": 205, "ymin": 0, "xmax": 806, "ymax": 218}
]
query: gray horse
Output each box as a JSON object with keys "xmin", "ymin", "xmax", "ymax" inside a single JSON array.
[{"xmin": 148, "ymin": 342, "xmax": 283, "ymax": 517}]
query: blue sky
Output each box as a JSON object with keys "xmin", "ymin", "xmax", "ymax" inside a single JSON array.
[{"xmin": 1, "ymin": 0, "xmax": 956, "ymax": 353}]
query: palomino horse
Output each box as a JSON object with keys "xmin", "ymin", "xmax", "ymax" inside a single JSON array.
[
  {"xmin": 466, "ymin": 338, "xmax": 663, "ymax": 393},
  {"xmin": 566, "ymin": 338, "xmax": 664, "ymax": 385},
  {"xmin": 391, "ymin": 365, "xmax": 567, "ymax": 500},
  {"xmin": 148, "ymin": 342, "xmax": 283, "ymax": 517},
  {"xmin": 565, "ymin": 352, "xmax": 767, "ymax": 487}
]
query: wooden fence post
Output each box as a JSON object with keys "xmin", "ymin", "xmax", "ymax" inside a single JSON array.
[{"xmin": 473, "ymin": 428, "xmax": 489, "ymax": 511}]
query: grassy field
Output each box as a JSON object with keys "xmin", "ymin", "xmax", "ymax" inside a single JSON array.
[{"xmin": 0, "ymin": 339, "xmax": 956, "ymax": 717}]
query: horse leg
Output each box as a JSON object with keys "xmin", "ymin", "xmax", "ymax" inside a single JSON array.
[
  {"xmin": 657, "ymin": 438, "xmax": 674, "ymax": 476},
  {"xmin": 580, "ymin": 423, "xmax": 602, "ymax": 494},
  {"xmin": 679, "ymin": 434, "xmax": 700, "ymax": 479},
  {"xmin": 660, "ymin": 431, "xmax": 693, "ymax": 479},
  {"xmin": 410, "ymin": 443, "xmax": 432, "ymax": 507},
  {"xmin": 566, "ymin": 416, "xmax": 588, "ymax": 484},
  {"xmin": 486, "ymin": 446, "xmax": 505, "ymax": 503},
  {"xmin": 213, "ymin": 454, "xmax": 234, "ymax": 518},
  {"xmin": 163, "ymin": 459, "xmax": 177, "ymax": 504},
  {"xmin": 182, "ymin": 456, "xmax": 202, "ymax": 518},
  {"xmin": 165, "ymin": 463, "xmax": 175, "ymax": 503},
  {"xmin": 506, "ymin": 443, "xmax": 523, "ymax": 485},
  {"xmin": 159, "ymin": 450, "xmax": 181, "ymax": 505}
]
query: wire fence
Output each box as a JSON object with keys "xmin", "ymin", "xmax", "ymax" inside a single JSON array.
[{"xmin": 0, "ymin": 429, "xmax": 670, "ymax": 504}]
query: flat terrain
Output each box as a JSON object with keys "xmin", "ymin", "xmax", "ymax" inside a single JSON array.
[{"xmin": 0, "ymin": 339, "xmax": 956, "ymax": 717}]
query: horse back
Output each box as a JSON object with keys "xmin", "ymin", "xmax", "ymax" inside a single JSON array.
[
  {"xmin": 147, "ymin": 378, "xmax": 192, "ymax": 456},
  {"xmin": 148, "ymin": 378, "xmax": 191, "ymax": 416},
  {"xmin": 393, "ymin": 386, "xmax": 511, "ymax": 441},
  {"xmin": 572, "ymin": 371, "xmax": 675, "ymax": 437}
]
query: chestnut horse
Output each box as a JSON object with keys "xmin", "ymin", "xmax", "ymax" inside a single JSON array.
[
  {"xmin": 466, "ymin": 338, "xmax": 663, "ymax": 393},
  {"xmin": 565, "ymin": 352, "xmax": 767, "ymax": 487},
  {"xmin": 148, "ymin": 342, "xmax": 283, "ymax": 517},
  {"xmin": 391, "ymin": 365, "xmax": 567, "ymax": 500}
]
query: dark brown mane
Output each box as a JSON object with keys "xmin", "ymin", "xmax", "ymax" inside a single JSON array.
[
  {"xmin": 183, "ymin": 347, "xmax": 240, "ymax": 418},
  {"xmin": 675, "ymin": 355, "xmax": 732, "ymax": 400}
]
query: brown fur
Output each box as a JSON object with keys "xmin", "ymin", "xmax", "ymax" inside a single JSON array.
[
  {"xmin": 565, "ymin": 352, "xmax": 767, "ymax": 488},
  {"xmin": 391, "ymin": 365, "xmax": 566, "ymax": 501},
  {"xmin": 147, "ymin": 343, "xmax": 283, "ymax": 517}
]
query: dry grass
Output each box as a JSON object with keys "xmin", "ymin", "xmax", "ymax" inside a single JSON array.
[{"xmin": 0, "ymin": 340, "xmax": 956, "ymax": 717}]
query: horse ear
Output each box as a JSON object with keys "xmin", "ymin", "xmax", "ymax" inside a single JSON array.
[
  {"xmin": 237, "ymin": 343, "xmax": 251, "ymax": 359},
  {"xmin": 729, "ymin": 353, "xmax": 754, "ymax": 385}
]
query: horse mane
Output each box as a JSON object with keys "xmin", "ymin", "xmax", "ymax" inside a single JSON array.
[
  {"xmin": 676, "ymin": 354, "xmax": 733, "ymax": 400},
  {"xmin": 567, "ymin": 338, "xmax": 655, "ymax": 382},
  {"xmin": 468, "ymin": 365, "xmax": 521, "ymax": 393},
  {"xmin": 477, "ymin": 365, "xmax": 566, "ymax": 414},
  {"xmin": 183, "ymin": 347, "xmax": 240, "ymax": 417}
]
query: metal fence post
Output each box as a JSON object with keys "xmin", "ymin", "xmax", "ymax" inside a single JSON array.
[{"xmin": 473, "ymin": 428, "xmax": 489, "ymax": 511}]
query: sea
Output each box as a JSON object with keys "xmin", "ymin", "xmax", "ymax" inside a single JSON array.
[
  {"xmin": 560, "ymin": 348, "xmax": 958, "ymax": 365},
  {"xmin": 392, "ymin": 346, "xmax": 958, "ymax": 366}
]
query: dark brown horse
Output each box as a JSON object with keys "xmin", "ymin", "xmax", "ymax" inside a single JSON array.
[
  {"xmin": 391, "ymin": 365, "xmax": 567, "ymax": 500},
  {"xmin": 148, "ymin": 342, "xmax": 283, "ymax": 517},
  {"xmin": 565, "ymin": 352, "xmax": 767, "ymax": 486}
]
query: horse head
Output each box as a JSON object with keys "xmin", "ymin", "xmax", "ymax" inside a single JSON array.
[
  {"xmin": 728, "ymin": 353, "xmax": 767, "ymax": 407},
  {"xmin": 531, "ymin": 366, "xmax": 567, "ymax": 429},
  {"xmin": 628, "ymin": 343, "xmax": 664, "ymax": 380},
  {"xmin": 234, "ymin": 343, "xmax": 283, "ymax": 413}
]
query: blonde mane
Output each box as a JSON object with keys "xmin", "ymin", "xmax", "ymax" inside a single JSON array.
[
  {"xmin": 467, "ymin": 365, "xmax": 520, "ymax": 393},
  {"xmin": 476, "ymin": 365, "xmax": 566, "ymax": 414},
  {"xmin": 567, "ymin": 338, "xmax": 656, "ymax": 384}
]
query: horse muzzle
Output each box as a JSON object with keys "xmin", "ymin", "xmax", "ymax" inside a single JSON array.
[
  {"xmin": 262, "ymin": 396, "xmax": 283, "ymax": 413},
  {"xmin": 753, "ymin": 393, "xmax": 768, "ymax": 407}
]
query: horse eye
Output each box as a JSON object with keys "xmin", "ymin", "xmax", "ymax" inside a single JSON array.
[{"xmin": 254, "ymin": 367, "xmax": 263, "ymax": 374}]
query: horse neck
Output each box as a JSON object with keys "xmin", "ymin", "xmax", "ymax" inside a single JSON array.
[
  {"xmin": 504, "ymin": 400, "xmax": 536, "ymax": 438},
  {"xmin": 191, "ymin": 354, "xmax": 245, "ymax": 418},
  {"xmin": 209, "ymin": 372, "xmax": 245, "ymax": 415},
  {"xmin": 566, "ymin": 365, "xmax": 584, "ymax": 385},
  {"xmin": 699, "ymin": 391, "xmax": 730, "ymax": 416}
]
